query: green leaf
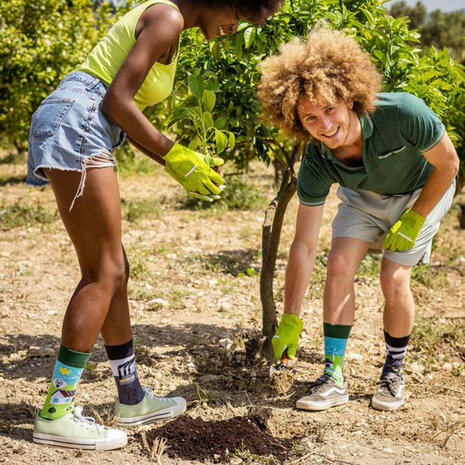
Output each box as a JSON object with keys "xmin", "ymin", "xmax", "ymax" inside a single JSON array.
[
  {"xmin": 228, "ymin": 131, "xmax": 235, "ymax": 151},
  {"xmin": 203, "ymin": 111, "xmax": 213, "ymax": 128},
  {"xmin": 204, "ymin": 153, "xmax": 214, "ymax": 166},
  {"xmin": 454, "ymin": 65, "xmax": 465, "ymax": 83},
  {"xmin": 215, "ymin": 130, "xmax": 228, "ymax": 154},
  {"xmin": 244, "ymin": 27, "xmax": 256, "ymax": 49},
  {"xmin": 188, "ymin": 74, "xmax": 204, "ymax": 100},
  {"xmin": 202, "ymin": 89, "xmax": 216, "ymax": 113},
  {"xmin": 210, "ymin": 41, "xmax": 220, "ymax": 60},
  {"xmin": 188, "ymin": 137, "xmax": 200, "ymax": 151}
]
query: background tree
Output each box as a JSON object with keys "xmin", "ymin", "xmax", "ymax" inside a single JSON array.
[
  {"xmin": 390, "ymin": 1, "xmax": 465, "ymax": 63},
  {"xmin": 389, "ymin": 0, "xmax": 426, "ymax": 29},
  {"xmin": 0, "ymin": 0, "xmax": 117, "ymax": 154}
]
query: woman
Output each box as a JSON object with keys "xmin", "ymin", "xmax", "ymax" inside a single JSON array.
[{"xmin": 28, "ymin": 0, "xmax": 282, "ymax": 450}]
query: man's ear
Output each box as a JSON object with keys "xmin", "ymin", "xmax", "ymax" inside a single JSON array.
[{"xmin": 347, "ymin": 99, "xmax": 354, "ymax": 110}]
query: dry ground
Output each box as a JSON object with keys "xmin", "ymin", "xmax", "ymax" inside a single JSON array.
[{"xmin": 0, "ymin": 152, "xmax": 464, "ymax": 464}]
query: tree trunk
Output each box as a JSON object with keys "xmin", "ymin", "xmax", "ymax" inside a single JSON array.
[{"xmin": 259, "ymin": 143, "xmax": 302, "ymax": 361}]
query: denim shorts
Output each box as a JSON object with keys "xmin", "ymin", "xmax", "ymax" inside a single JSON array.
[
  {"xmin": 27, "ymin": 71, "xmax": 126, "ymax": 190},
  {"xmin": 332, "ymin": 180, "xmax": 455, "ymax": 266}
]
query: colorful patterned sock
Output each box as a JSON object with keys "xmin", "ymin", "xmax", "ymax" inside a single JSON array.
[
  {"xmin": 323, "ymin": 323, "xmax": 352, "ymax": 386},
  {"xmin": 382, "ymin": 331, "xmax": 410, "ymax": 378},
  {"xmin": 105, "ymin": 339, "xmax": 144, "ymax": 405},
  {"xmin": 40, "ymin": 345, "xmax": 90, "ymax": 420}
]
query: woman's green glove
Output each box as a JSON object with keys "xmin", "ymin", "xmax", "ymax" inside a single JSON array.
[
  {"xmin": 164, "ymin": 143, "xmax": 225, "ymax": 201},
  {"xmin": 383, "ymin": 208, "xmax": 426, "ymax": 251},
  {"xmin": 272, "ymin": 313, "xmax": 303, "ymax": 360}
]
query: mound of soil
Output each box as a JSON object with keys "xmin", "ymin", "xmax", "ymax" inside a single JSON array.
[{"xmin": 137, "ymin": 415, "xmax": 293, "ymax": 463}]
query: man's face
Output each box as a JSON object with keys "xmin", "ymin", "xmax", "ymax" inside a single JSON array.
[{"xmin": 297, "ymin": 96, "xmax": 355, "ymax": 150}]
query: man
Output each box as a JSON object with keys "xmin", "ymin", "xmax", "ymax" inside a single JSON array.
[{"xmin": 257, "ymin": 26, "xmax": 459, "ymax": 411}]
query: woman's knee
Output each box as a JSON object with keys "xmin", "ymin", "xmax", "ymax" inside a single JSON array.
[{"xmin": 82, "ymin": 255, "xmax": 129, "ymax": 293}]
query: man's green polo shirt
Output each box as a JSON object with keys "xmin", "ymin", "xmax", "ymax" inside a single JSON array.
[{"xmin": 297, "ymin": 92, "xmax": 445, "ymax": 206}]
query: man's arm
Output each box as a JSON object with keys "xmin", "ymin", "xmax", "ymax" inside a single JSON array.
[
  {"xmin": 284, "ymin": 203, "xmax": 324, "ymax": 316},
  {"xmin": 411, "ymin": 132, "xmax": 459, "ymax": 217},
  {"xmin": 271, "ymin": 203, "xmax": 323, "ymax": 360}
]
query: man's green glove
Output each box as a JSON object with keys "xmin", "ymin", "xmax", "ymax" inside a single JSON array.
[
  {"xmin": 272, "ymin": 313, "xmax": 303, "ymax": 360},
  {"xmin": 382, "ymin": 208, "xmax": 426, "ymax": 252},
  {"xmin": 164, "ymin": 143, "xmax": 225, "ymax": 201}
]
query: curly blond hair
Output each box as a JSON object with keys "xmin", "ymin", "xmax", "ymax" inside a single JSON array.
[{"xmin": 257, "ymin": 25, "xmax": 383, "ymax": 142}]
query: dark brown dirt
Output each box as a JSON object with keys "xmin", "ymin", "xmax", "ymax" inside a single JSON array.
[{"xmin": 137, "ymin": 415, "xmax": 294, "ymax": 463}]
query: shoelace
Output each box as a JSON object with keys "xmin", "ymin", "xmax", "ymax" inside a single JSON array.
[
  {"xmin": 307, "ymin": 374, "xmax": 334, "ymax": 394},
  {"xmin": 379, "ymin": 375, "xmax": 401, "ymax": 396},
  {"xmin": 73, "ymin": 406, "xmax": 105, "ymax": 433},
  {"xmin": 142, "ymin": 386, "xmax": 172, "ymax": 403}
]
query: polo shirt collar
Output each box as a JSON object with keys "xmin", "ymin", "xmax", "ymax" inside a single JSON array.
[{"xmin": 318, "ymin": 113, "xmax": 373, "ymax": 159}]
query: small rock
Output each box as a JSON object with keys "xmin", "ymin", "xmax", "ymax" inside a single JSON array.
[
  {"xmin": 347, "ymin": 352, "xmax": 363, "ymax": 360},
  {"xmin": 219, "ymin": 338, "xmax": 234, "ymax": 351},
  {"xmin": 443, "ymin": 362, "xmax": 453, "ymax": 370},
  {"xmin": 165, "ymin": 253, "xmax": 177, "ymax": 259},
  {"xmin": 147, "ymin": 298, "xmax": 169, "ymax": 309},
  {"xmin": 230, "ymin": 457, "xmax": 243, "ymax": 464},
  {"xmin": 410, "ymin": 361, "xmax": 424, "ymax": 374},
  {"xmin": 383, "ymin": 447, "xmax": 394, "ymax": 454},
  {"xmin": 219, "ymin": 301, "xmax": 232, "ymax": 312},
  {"xmin": 12, "ymin": 445, "xmax": 25, "ymax": 455},
  {"xmin": 186, "ymin": 361, "xmax": 197, "ymax": 373},
  {"xmin": 26, "ymin": 346, "xmax": 55, "ymax": 358}
]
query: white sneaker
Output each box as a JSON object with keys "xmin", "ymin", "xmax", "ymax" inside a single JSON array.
[{"xmin": 33, "ymin": 406, "xmax": 127, "ymax": 450}]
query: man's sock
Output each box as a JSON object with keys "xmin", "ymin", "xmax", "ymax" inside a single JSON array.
[
  {"xmin": 105, "ymin": 339, "xmax": 145, "ymax": 405},
  {"xmin": 382, "ymin": 331, "xmax": 410, "ymax": 378},
  {"xmin": 323, "ymin": 322, "xmax": 352, "ymax": 386},
  {"xmin": 40, "ymin": 345, "xmax": 90, "ymax": 420}
]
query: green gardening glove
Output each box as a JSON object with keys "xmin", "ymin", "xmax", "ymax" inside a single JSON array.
[
  {"xmin": 164, "ymin": 143, "xmax": 225, "ymax": 201},
  {"xmin": 272, "ymin": 313, "xmax": 303, "ymax": 361},
  {"xmin": 382, "ymin": 208, "xmax": 426, "ymax": 252}
]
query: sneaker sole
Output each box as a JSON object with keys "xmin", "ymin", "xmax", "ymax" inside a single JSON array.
[
  {"xmin": 33, "ymin": 432, "xmax": 127, "ymax": 451},
  {"xmin": 371, "ymin": 397, "xmax": 405, "ymax": 411},
  {"xmin": 117, "ymin": 401, "xmax": 187, "ymax": 426},
  {"xmin": 296, "ymin": 394, "xmax": 349, "ymax": 411}
]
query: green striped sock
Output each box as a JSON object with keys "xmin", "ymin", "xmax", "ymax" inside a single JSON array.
[
  {"xmin": 40, "ymin": 345, "xmax": 90, "ymax": 420},
  {"xmin": 323, "ymin": 323, "xmax": 352, "ymax": 386}
]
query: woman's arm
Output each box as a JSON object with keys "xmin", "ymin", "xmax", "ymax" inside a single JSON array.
[{"xmin": 101, "ymin": 4, "xmax": 183, "ymax": 157}]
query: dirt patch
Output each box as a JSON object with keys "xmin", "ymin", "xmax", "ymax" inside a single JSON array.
[
  {"xmin": 270, "ymin": 368, "xmax": 296, "ymax": 395},
  {"xmin": 137, "ymin": 415, "xmax": 294, "ymax": 463}
]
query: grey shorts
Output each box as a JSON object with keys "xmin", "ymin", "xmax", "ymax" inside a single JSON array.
[{"xmin": 332, "ymin": 181, "xmax": 455, "ymax": 266}]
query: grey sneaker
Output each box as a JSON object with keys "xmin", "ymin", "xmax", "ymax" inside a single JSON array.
[
  {"xmin": 296, "ymin": 374, "xmax": 349, "ymax": 411},
  {"xmin": 372, "ymin": 373, "xmax": 405, "ymax": 411},
  {"xmin": 33, "ymin": 406, "xmax": 127, "ymax": 450}
]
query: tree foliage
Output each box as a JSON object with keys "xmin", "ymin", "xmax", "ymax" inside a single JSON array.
[{"xmin": 0, "ymin": 0, "xmax": 117, "ymax": 151}]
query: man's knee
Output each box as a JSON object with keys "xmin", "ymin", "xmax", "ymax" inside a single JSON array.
[
  {"xmin": 326, "ymin": 251, "xmax": 357, "ymax": 282},
  {"xmin": 380, "ymin": 263, "xmax": 411, "ymax": 297}
]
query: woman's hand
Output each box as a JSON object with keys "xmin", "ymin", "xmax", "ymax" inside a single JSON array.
[{"xmin": 163, "ymin": 144, "xmax": 225, "ymax": 201}]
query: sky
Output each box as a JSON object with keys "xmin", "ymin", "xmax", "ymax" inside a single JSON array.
[{"xmin": 385, "ymin": 0, "xmax": 465, "ymax": 12}]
